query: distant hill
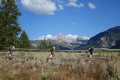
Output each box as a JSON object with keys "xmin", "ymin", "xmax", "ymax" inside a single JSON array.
[
  {"xmin": 31, "ymin": 34, "xmax": 89, "ymax": 50},
  {"xmin": 76, "ymin": 26, "xmax": 120, "ymax": 49}
]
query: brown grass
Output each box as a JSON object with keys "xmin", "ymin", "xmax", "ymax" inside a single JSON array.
[{"xmin": 0, "ymin": 51, "xmax": 120, "ymax": 80}]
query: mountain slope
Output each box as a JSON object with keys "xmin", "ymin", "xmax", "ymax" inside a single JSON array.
[
  {"xmin": 88, "ymin": 26, "xmax": 120, "ymax": 48},
  {"xmin": 111, "ymin": 40, "xmax": 120, "ymax": 49},
  {"xmin": 75, "ymin": 26, "xmax": 120, "ymax": 49}
]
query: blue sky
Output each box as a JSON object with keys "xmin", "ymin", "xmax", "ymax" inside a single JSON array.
[{"xmin": 16, "ymin": 0, "xmax": 120, "ymax": 40}]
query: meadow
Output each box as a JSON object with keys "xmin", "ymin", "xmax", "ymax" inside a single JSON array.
[{"xmin": 0, "ymin": 50, "xmax": 120, "ymax": 80}]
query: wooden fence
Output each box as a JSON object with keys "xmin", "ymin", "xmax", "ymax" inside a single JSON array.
[
  {"xmin": 6, "ymin": 48, "xmax": 120, "ymax": 52},
  {"xmin": 1, "ymin": 47, "xmax": 120, "ymax": 53},
  {"xmin": 2, "ymin": 47, "xmax": 120, "ymax": 61}
]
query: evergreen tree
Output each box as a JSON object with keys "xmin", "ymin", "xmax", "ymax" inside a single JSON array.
[
  {"xmin": 0, "ymin": 0, "xmax": 21, "ymax": 49},
  {"xmin": 19, "ymin": 30, "xmax": 31, "ymax": 48},
  {"xmin": 39, "ymin": 39, "xmax": 60, "ymax": 51},
  {"xmin": 47, "ymin": 42, "xmax": 53, "ymax": 49},
  {"xmin": 54, "ymin": 45, "xmax": 60, "ymax": 51},
  {"xmin": 39, "ymin": 40, "xmax": 47, "ymax": 51}
]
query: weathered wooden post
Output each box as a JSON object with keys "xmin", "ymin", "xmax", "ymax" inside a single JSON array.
[
  {"xmin": 7, "ymin": 46, "xmax": 14, "ymax": 60},
  {"xmin": 88, "ymin": 47, "xmax": 94, "ymax": 58},
  {"xmin": 47, "ymin": 46, "xmax": 56, "ymax": 62}
]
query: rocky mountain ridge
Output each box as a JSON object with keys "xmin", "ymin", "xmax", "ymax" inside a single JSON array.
[
  {"xmin": 88, "ymin": 26, "xmax": 120, "ymax": 48},
  {"xmin": 76, "ymin": 26, "xmax": 120, "ymax": 49}
]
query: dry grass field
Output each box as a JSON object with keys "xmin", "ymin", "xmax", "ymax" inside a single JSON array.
[{"xmin": 0, "ymin": 50, "xmax": 120, "ymax": 80}]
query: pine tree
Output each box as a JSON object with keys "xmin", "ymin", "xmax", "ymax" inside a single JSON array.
[
  {"xmin": 39, "ymin": 40, "xmax": 48, "ymax": 51},
  {"xmin": 39, "ymin": 40, "xmax": 59, "ymax": 51},
  {"xmin": 0, "ymin": 0, "xmax": 21, "ymax": 49},
  {"xmin": 19, "ymin": 31, "xmax": 31, "ymax": 48}
]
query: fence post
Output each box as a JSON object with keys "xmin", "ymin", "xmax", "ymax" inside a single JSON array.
[{"xmin": 8, "ymin": 46, "xmax": 13, "ymax": 60}]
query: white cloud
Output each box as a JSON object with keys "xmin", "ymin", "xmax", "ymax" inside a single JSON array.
[
  {"xmin": 67, "ymin": 0, "xmax": 84, "ymax": 8},
  {"xmin": 58, "ymin": 4, "xmax": 64, "ymax": 10},
  {"xmin": 79, "ymin": 3, "xmax": 84, "ymax": 7},
  {"xmin": 83, "ymin": 36, "xmax": 89, "ymax": 40},
  {"xmin": 65, "ymin": 34, "xmax": 78, "ymax": 40},
  {"xmin": 68, "ymin": 0, "xmax": 79, "ymax": 7},
  {"xmin": 21, "ymin": 0, "xmax": 96, "ymax": 15},
  {"xmin": 38, "ymin": 34, "xmax": 57, "ymax": 40},
  {"xmin": 88, "ymin": 2, "xmax": 96, "ymax": 9},
  {"xmin": 21, "ymin": 0, "xmax": 57, "ymax": 15},
  {"xmin": 36, "ymin": 34, "xmax": 89, "ymax": 41},
  {"xmin": 38, "ymin": 34, "xmax": 78, "ymax": 40},
  {"xmin": 72, "ymin": 22, "xmax": 78, "ymax": 25}
]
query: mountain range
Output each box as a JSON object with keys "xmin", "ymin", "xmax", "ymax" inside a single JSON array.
[
  {"xmin": 31, "ymin": 26, "xmax": 120, "ymax": 50},
  {"xmin": 31, "ymin": 33, "xmax": 89, "ymax": 50}
]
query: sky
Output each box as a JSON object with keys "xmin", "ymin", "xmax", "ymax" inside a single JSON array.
[{"xmin": 15, "ymin": 0, "xmax": 120, "ymax": 40}]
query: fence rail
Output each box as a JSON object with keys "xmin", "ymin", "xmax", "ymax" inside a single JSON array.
[
  {"xmin": 1, "ymin": 48, "xmax": 120, "ymax": 52},
  {"xmin": 95, "ymin": 48, "xmax": 120, "ymax": 52},
  {"xmin": 12, "ymin": 48, "xmax": 40, "ymax": 51},
  {"xmin": 12, "ymin": 48, "xmax": 120, "ymax": 52}
]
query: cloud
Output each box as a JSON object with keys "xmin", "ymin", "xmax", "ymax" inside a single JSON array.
[
  {"xmin": 21, "ymin": 0, "xmax": 96, "ymax": 15},
  {"xmin": 58, "ymin": 4, "xmax": 64, "ymax": 10},
  {"xmin": 37, "ymin": 34, "xmax": 78, "ymax": 40},
  {"xmin": 21, "ymin": 0, "xmax": 57, "ymax": 15},
  {"xmin": 79, "ymin": 3, "xmax": 84, "ymax": 7},
  {"xmin": 72, "ymin": 22, "xmax": 78, "ymax": 25},
  {"xmin": 67, "ymin": 0, "xmax": 84, "ymax": 8},
  {"xmin": 65, "ymin": 34, "xmax": 78, "ymax": 40},
  {"xmin": 83, "ymin": 36, "xmax": 89, "ymax": 40},
  {"xmin": 88, "ymin": 2, "xmax": 96, "ymax": 9},
  {"xmin": 38, "ymin": 34, "xmax": 78, "ymax": 40},
  {"xmin": 37, "ymin": 34, "xmax": 89, "ymax": 40},
  {"xmin": 38, "ymin": 34, "xmax": 57, "ymax": 40}
]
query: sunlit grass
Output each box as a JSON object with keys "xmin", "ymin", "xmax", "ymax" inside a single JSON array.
[{"xmin": 0, "ymin": 51, "xmax": 120, "ymax": 80}]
